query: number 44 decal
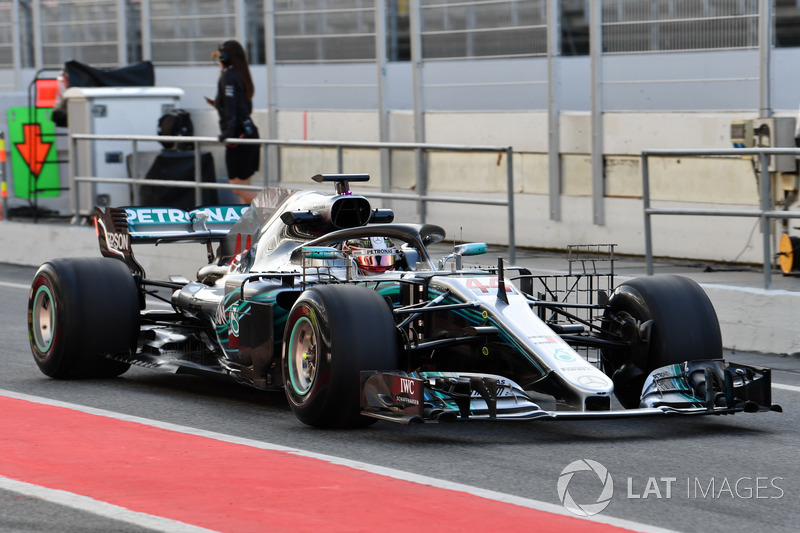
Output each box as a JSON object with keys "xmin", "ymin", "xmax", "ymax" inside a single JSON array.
[{"xmin": 466, "ymin": 277, "xmax": 512, "ymax": 294}]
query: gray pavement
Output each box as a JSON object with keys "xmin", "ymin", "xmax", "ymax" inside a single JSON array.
[{"xmin": 2, "ymin": 218, "xmax": 799, "ymax": 355}]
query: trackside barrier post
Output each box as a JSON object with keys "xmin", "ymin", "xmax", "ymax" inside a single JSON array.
[
  {"xmin": 69, "ymin": 134, "xmax": 79, "ymax": 225},
  {"xmin": 642, "ymin": 147, "xmax": 800, "ymax": 289},
  {"xmin": 194, "ymin": 140, "xmax": 202, "ymax": 206},
  {"xmin": 130, "ymin": 139, "xmax": 140, "ymax": 206},
  {"xmin": 643, "ymin": 154, "xmax": 652, "ymax": 275},
  {"xmin": 759, "ymin": 152, "xmax": 771, "ymax": 288},
  {"xmin": 506, "ymin": 146, "xmax": 515, "ymax": 263}
]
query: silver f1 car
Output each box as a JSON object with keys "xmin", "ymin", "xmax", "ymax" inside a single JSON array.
[{"xmin": 27, "ymin": 174, "xmax": 781, "ymax": 428}]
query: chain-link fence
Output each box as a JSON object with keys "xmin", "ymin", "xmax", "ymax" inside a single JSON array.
[
  {"xmin": 419, "ymin": 0, "xmax": 549, "ymax": 60},
  {"xmin": 6, "ymin": 0, "xmax": 799, "ymax": 69},
  {"xmin": 147, "ymin": 0, "xmax": 241, "ymax": 65},
  {"xmin": 274, "ymin": 0, "xmax": 377, "ymax": 63},
  {"xmin": 602, "ymin": 0, "xmax": 760, "ymax": 54},
  {"xmin": 2, "ymin": 1, "xmax": 799, "ymax": 114},
  {"xmin": 38, "ymin": 0, "xmax": 124, "ymax": 68},
  {"xmin": 0, "ymin": 3, "xmax": 14, "ymax": 70}
]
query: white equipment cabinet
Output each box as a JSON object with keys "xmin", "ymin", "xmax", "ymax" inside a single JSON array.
[{"xmin": 65, "ymin": 87, "xmax": 184, "ymax": 215}]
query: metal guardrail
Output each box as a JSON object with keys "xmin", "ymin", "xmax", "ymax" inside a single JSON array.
[
  {"xmin": 641, "ymin": 147, "xmax": 800, "ymax": 289},
  {"xmin": 69, "ymin": 133, "xmax": 517, "ymax": 262}
]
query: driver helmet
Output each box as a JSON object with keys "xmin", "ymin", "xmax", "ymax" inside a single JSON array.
[{"xmin": 344, "ymin": 236, "xmax": 397, "ymax": 274}]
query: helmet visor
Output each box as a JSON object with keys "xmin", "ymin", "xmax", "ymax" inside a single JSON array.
[
  {"xmin": 347, "ymin": 236, "xmax": 396, "ymax": 272},
  {"xmin": 354, "ymin": 250, "xmax": 396, "ymax": 270}
]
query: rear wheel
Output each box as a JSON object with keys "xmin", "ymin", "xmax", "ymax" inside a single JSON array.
[
  {"xmin": 601, "ymin": 275, "xmax": 722, "ymax": 408},
  {"xmin": 283, "ymin": 284, "xmax": 399, "ymax": 428},
  {"xmin": 28, "ymin": 258, "xmax": 139, "ymax": 379}
]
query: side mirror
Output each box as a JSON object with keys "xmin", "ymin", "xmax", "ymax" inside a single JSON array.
[
  {"xmin": 301, "ymin": 246, "xmax": 342, "ymax": 259},
  {"xmin": 454, "ymin": 243, "xmax": 487, "ymax": 257},
  {"xmin": 438, "ymin": 242, "xmax": 488, "ymax": 270}
]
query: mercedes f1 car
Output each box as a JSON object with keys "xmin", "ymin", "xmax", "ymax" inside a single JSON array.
[{"xmin": 27, "ymin": 174, "xmax": 781, "ymax": 428}]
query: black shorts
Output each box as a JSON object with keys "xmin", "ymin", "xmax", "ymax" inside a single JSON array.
[{"xmin": 225, "ymin": 142, "xmax": 260, "ymax": 181}]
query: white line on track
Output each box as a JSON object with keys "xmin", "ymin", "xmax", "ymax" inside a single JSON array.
[
  {"xmin": 0, "ymin": 279, "xmax": 172, "ymax": 309},
  {"xmin": 0, "ymin": 388, "xmax": 679, "ymax": 533},
  {"xmin": 773, "ymin": 382, "xmax": 800, "ymax": 393},
  {"xmin": 0, "ymin": 281, "xmax": 30, "ymax": 290},
  {"xmin": 0, "ymin": 475, "xmax": 218, "ymax": 533}
]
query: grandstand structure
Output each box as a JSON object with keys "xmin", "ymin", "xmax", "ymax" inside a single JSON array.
[{"xmin": 2, "ymin": 0, "xmax": 800, "ymax": 263}]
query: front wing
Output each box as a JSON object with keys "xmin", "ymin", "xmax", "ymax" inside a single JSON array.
[{"xmin": 359, "ymin": 359, "xmax": 781, "ymax": 425}]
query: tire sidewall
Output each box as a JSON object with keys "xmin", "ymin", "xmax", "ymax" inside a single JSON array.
[
  {"xmin": 28, "ymin": 264, "xmax": 75, "ymax": 377},
  {"xmin": 605, "ymin": 275, "xmax": 721, "ymax": 373},
  {"xmin": 602, "ymin": 275, "xmax": 722, "ymax": 408},
  {"xmin": 282, "ymin": 284, "xmax": 398, "ymax": 428},
  {"xmin": 27, "ymin": 258, "xmax": 138, "ymax": 379},
  {"xmin": 283, "ymin": 290, "xmax": 333, "ymax": 420}
]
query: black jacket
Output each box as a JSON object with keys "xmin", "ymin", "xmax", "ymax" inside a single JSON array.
[{"xmin": 215, "ymin": 67, "xmax": 252, "ymax": 142}]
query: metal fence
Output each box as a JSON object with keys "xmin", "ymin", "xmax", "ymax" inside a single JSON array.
[
  {"xmin": 418, "ymin": 0, "xmax": 549, "ymax": 60},
  {"xmin": 145, "ymin": 0, "xmax": 243, "ymax": 65},
  {"xmin": 69, "ymin": 132, "xmax": 518, "ymax": 262},
  {"xmin": 38, "ymin": 0, "xmax": 126, "ymax": 68},
  {"xmin": 602, "ymin": 0, "xmax": 760, "ymax": 54},
  {"xmin": 0, "ymin": 0, "xmax": 784, "ymax": 117},
  {"xmin": 273, "ymin": 0, "xmax": 378, "ymax": 63},
  {"xmin": 0, "ymin": 3, "xmax": 14, "ymax": 74},
  {"xmin": 2, "ymin": 0, "xmax": 792, "ymax": 70},
  {"xmin": 641, "ymin": 146, "xmax": 800, "ymax": 289}
]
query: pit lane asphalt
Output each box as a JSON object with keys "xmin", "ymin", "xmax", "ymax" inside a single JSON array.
[{"xmin": 1, "ymin": 262, "xmax": 798, "ymax": 533}]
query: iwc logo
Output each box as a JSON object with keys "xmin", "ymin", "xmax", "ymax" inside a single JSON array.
[{"xmin": 557, "ymin": 459, "xmax": 614, "ymax": 516}]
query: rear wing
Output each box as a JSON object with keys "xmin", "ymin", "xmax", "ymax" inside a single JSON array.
[{"xmin": 94, "ymin": 205, "xmax": 248, "ymax": 276}]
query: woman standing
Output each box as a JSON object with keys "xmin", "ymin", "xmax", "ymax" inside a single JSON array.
[{"xmin": 207, "ymin": 40, "xmax": 260, "ymax": 204}]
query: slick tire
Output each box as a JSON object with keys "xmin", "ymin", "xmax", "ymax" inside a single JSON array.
[
  {"xmin": 601, "ymin": 275, "xmax": 722, "ymax": 408},
  {"xmin": 28, "ymin": 257, "xmax": 138, "ymax": 379},
  {"xmin": 283, "ymin": 284, "xmax": 399, "ymax": 428}
]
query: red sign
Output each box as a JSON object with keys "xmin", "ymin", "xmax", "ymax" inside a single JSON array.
[{"xmin": 15, "ymin": 124, "xmax": 53, "ymax": 178}]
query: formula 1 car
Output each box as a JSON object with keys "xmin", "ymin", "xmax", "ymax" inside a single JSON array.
[{"xmin": 27, "ymin": 174, "xmax": 781, "ymax": 428}]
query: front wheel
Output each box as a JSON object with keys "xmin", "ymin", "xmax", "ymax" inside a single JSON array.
[
  {"xmin": 283, "ymin": 284, "xmax": 399, "ymax": 428},
  {"xmin": 28, "ymin": 258, "xmax": 139, "ymax": 379},
  {"xmin": 601, "ymin": 275, "xmax": 722, "ymax": 408}
]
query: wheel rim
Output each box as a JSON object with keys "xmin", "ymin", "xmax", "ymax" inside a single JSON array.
[
  {"xmin": 32, "ymin": 285, "xmax": 55, "ymax": 353},
  {"xmin": 288, "ymin": 316, "xmax": 317, "ymax": 395},
  {"xmin": 601, "ymin": 307, "xmax": 648, "ymax": 374}
]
